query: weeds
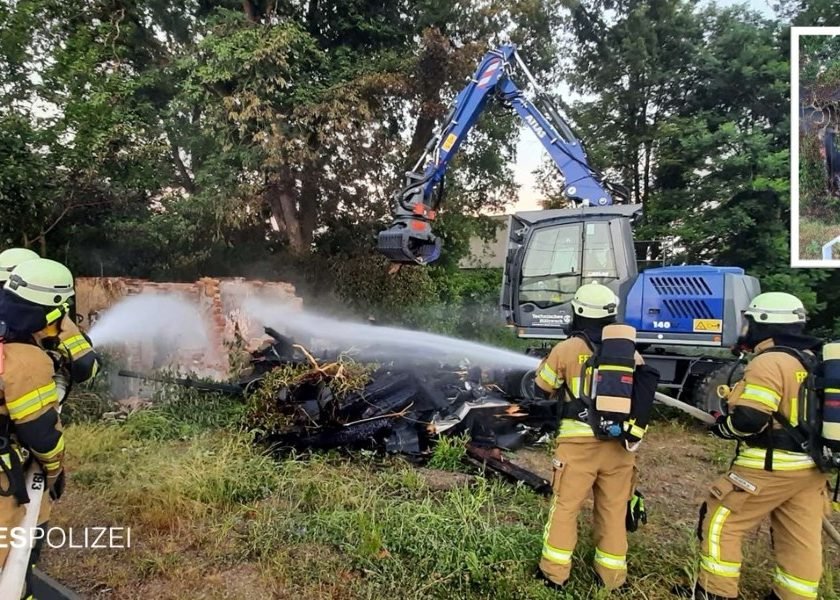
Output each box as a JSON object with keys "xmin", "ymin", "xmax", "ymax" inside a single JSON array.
[
  {"xmin": 67, "ymin": 425, "xmax": 281, "ymax": 531},
  {"xmin": 61, "ymin": 350, "xmax": 119, "ymax": 425},
  {"xmin": 427, "ymin": 433, "xmax": 470, "ymax": 471},
  {"xmin": 800, "ymin": 218, "xmax": 840, "ymax": 260}
]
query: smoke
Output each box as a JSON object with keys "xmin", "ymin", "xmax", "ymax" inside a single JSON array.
[
  {"xmin": 242, "ymin": 298, "xmax": 540, "ymax": 370},
  {"xmin": 88, "ymin": 293, "xmax": 211, "ymax": 352}
]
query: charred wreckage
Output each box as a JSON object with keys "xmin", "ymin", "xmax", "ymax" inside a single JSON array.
[{"xmin": 120, "ymin": 327, "xmax": 557, "ymax": 494}]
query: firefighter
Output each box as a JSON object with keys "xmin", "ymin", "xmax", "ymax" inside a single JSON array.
[
  {"xmin": 675, "ymin": 292, "xmax": 828, "ymax": 600},
  {"xmin": 9, "ymin": 258, "xmax": 100, "ymax": 389},
  {"xmin": 535, "ymin": 282, "xmax": 650, "ymax": 591},
  {"xmin": 0, "ymin": 259, "xmax": 71, "ymax": 598},
  {"xmin": 0, "ymin": 248, "xmax": 39, "ymax": 286},
  {"xmin": 1, "ymin": 250, "xmax": 99, "ymax": 386}
]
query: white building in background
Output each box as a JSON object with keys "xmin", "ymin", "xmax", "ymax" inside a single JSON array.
[{"xmin": 459, "ymin": 215, "xmax": 509, "ymax": 269}]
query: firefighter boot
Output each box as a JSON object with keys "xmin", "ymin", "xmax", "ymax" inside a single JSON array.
[
  {"xmin": 670, "ymin": 584, "xmax": 734, "ymax": 600},
  {"xmin": 534, "ymin": 567, "xmax": 564, "ymax": 592}
]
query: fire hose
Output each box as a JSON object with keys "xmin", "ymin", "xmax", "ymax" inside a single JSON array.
[
  {"xmin": 654, "ymin": 391, "xmax": 840, "ymax": 547},
  {"xmin": 0, "ymin": 464, "xmax": 47, "ymax": 598}
]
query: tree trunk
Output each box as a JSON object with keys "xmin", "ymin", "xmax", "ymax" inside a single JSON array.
[
  {"xmin": 242, "ymin": 0, "xmax": 259, "ymax": 22},
  {"xmin": 264, "ymin": 176, "xmax": 307, "ymax": 253},
  {"xmin": 632, "ymin": 144, "xmax": 641, "ymax": 204},
  {"xmin": 293, "ymin": 151, "xmax": 327, "ymax": 249},
  {"xmin": 642, "ymin": 138, "xmax": 651, "ymax": 207},
  {"xmin": 404, "ymin": 30, "xmax": 452, "ymax": 171},
  {"xmin": 168, "ymin": 131, "xmax": 195, "ymax": 194},
  {"xmin": 298, "ymin": 171, "xmax": 320, "ymax": 248},
  {"xmin": 406, "ymin": 115, "xmax": 437, "ymax": 171},
  {"xmin": 306, "ymin": 0, "xmax": 320, "ymax": 34}
]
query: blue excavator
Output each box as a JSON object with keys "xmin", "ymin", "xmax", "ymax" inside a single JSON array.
[{"xmin": 377, "ymin": 44, "xmax": 760, "ymax": 410}]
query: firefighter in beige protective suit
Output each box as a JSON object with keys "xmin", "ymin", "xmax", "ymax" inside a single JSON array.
[
  {"xmin": 0, "ymin": 259, "xmax": 76, "ymax": 599},
  {"xmin": 674, "ymin": 292, "xmax": 831, "ymax": 600},
  {"xmin": 535, "ymin": 282, "xmax": 658, "ymax": 591},
  {"xmin": 0, "ymin": 248, "xmax": 100, "ymax": 389}
]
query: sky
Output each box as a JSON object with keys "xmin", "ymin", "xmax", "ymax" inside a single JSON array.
[{"xmin": 509, "ymin": 0, "xmax": 778, "ymax": 212}]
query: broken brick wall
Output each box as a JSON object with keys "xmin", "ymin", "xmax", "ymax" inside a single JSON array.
[{"xmin": 74, "ymin": 277, "xmax": 301, "ymax": 389}]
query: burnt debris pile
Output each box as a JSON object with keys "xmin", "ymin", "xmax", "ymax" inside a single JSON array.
[
  {"xmin": 242, "ymin": 329, "xmax": 556, "ymax": 455},
  {"xmin": 121, "ymin": 327, "xmax": 558, "ymax": 456}
]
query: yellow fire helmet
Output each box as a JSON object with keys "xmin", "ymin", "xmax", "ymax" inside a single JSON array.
[
  {"xmin": 0, "ymin": 247, "xmax": 39, "ymax": 284},
  {"xmin": 6, "ymin": 258, "xmax": 75, "ymax": 307},
  {"xmin": 571, "ymin": 282, "xmax": 619, "ymax": 319}
]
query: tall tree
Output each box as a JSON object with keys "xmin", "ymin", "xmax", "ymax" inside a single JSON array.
[
  {"xmin": 553, "ymin": 1, "xmax": 828, "ymax": 317},
  {"xmin": 559, "ymin": 0, "xmax": 703, "ymax": 208},
  {"xmin": 0, "ymin": 0, "xmax": 560, "ymax": 277}
]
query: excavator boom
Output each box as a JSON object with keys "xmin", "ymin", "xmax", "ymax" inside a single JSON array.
[{"xmin": 377, "ymin": 43, "xmax": 626, "ymax": 265}]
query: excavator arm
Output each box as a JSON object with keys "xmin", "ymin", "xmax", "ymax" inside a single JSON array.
[{"xmin": 377, "ymin": 43, "xmax": 628, "ymax": 265}]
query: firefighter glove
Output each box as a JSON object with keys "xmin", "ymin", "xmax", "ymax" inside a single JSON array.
[
  {"xmin": 710, "ymin": 413, "xmax": 737, "ymax": 440},
  {"xmin": 625, "ymin": 490, "xmax": 647, "ymax": 532}
]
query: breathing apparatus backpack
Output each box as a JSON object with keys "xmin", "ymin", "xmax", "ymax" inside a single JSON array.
[
  {"xmin": 575, "ymin": 324, "xmax": 658, "ymax": 450},
  {"xmin": 762, "ymin": 342, "xmax": 840, "ymax": 504}
]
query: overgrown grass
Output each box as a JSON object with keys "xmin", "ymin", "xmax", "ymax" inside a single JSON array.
[
  {"xmin": 122, "ymin": 386, "xmax": 246, "ymax": 440},
  {"xmin": 42, "ymin": 391, "xmax": 840, "ymax": 599},
  {"xmin": 800, "ymin": 217, "xmax": 840, "ymax": 260}
]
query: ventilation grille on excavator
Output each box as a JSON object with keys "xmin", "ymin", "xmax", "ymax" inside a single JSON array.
[
  {"xmin": 649, "ymin": 276, "xmax": 713, "ymax": 296},
  {"xmin": 650, "ymin": 276, "xmax": 716, "ymax": 319},
  {"xmin": 662, "ymin": 299, "xmax": 715, "ymax": 319}
]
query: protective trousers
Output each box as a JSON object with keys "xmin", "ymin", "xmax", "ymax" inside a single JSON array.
[
  {"xmin": 539, "ymin": 438, "xmax": 636, "ymax": 589},
  {"xmin": 697, "ymin": 466, "xmax": 829, "ymax": 599}
]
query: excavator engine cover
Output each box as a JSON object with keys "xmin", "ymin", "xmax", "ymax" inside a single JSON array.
[{"xmin": 377, "ymin": 220, "xmax": 442, "ymax": 265}]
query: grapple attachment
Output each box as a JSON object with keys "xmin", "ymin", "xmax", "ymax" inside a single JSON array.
[{"xmin": 377, "ymin": 219, "xmax": 442, "ymax": 265}]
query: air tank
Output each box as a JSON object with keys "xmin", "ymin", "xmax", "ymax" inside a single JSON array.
[{"xmin": 822, "ymin": 342, "xmax": 840, "ymax": 450}]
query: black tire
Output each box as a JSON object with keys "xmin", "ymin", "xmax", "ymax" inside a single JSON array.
[{"xmin": 692, "ymin": 362, "xmax": 745, "ymax": 414}]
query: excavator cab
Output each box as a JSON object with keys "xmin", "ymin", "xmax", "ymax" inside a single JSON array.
[
  {"xmin": 503, "ymin": 204, "xmax": 758, "ymax": 352},
  {"xmin": 501, "ymin": 205, "xmax": 641, "ymax": 338}
]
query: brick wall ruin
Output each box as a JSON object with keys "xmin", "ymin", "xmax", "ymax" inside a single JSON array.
[{"xmin": 74, "ymin": 277, "xmax": 301, "ymax": 385}]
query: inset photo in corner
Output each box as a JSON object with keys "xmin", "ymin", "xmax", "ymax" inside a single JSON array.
[{"xmin": 793, "ymin": 26, "xmax": 840, "ymax": 266}]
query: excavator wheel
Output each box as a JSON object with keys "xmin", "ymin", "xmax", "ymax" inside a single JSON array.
[{"xmin": 691, "ymin": 363, "xmax": 745, "ymax": 415}]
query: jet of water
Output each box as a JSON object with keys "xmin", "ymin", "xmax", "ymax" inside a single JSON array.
[
  {"xmin": 243, "ymin": 298, "xmax": 540, "ymax": 370},
  {"xmin": 88, "ymin": 293, "xmax": 211, "ymax": 351}
]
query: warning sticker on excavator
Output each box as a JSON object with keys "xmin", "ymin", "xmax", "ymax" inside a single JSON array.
[
  {"xmin": 693, "ymin": 319, "xmax": 722, "ymax": 333},
  {"xmin": 441, "ymin": 134, "xmax": 457, "ymax": 152}
]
